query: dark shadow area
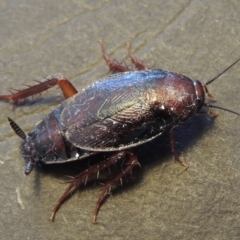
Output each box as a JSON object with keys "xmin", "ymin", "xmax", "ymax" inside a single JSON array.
[
  {"xmin": 11, "ymin": 94, "xmax": 64, "ymax": 108},
  {"xmin": 135, "ymin": 113, "xmax": 215, "ymax": 168}
]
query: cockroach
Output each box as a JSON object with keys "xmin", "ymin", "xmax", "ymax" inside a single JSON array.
[{"xmin": 0, "ymin": 40, "xmax": 240, "ymax": 223}]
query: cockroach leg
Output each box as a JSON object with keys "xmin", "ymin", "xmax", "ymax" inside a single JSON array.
[
  {"xmin": 99, "ymin": 39, "xmax": 131, "ymax": 72},
  {"xmin": 0, "ymin": 76, "xmax": 78, "ymax": 104},
  {"xmin": 169, "ymin": 129, "xmax": 189, "ymax": 169},
  {"xmin": 92, "ymin": 151, "xmax": 140, "ymax": 223},
  {"xmin": 202, "ymin": 84, "xmax": 214, "ymax": 100},
  {"xmin": 57, "ymin": 77, "xmax": 78, "ymax": 99},
  {"xmin": 127, "ymin": 43, "xmax": 149, "ymax": 70},
  {"xmin": 50, "ymin": 151, "xmax": 127, "ymax": 222}
]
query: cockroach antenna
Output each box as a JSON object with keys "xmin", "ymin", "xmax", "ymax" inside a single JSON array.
[
  {"xmin": 202, "ymin": 57, "xmax": 240, "ymax": 116},
  {"xmin": 205, "ymin": 57, "xmax": 240, "ymax": 85}
]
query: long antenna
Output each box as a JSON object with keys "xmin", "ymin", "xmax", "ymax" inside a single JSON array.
[
  {"xmin": 202, "ymin": 57, "xmax": 240, "ymax": 116},
  {"xmin": 205, "ymin": 57, "xmax": 240, "ymax": 86},
  {"xmin": 204, "ymin": 103, "xmax": 240, "ymax": 116},
  {"xmin": 202, "ymin": 57, "xmax": 240, "ymax": 99}
]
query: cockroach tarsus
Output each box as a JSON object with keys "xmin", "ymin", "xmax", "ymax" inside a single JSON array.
[{"xmin": 0, "ymin": 40, "xmax": 240, "ymax": 223}]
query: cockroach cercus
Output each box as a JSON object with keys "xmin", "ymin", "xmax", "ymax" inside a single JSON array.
[{"xmin": 0, "ymin": 40, "xmax": 240, "ymax": 223}]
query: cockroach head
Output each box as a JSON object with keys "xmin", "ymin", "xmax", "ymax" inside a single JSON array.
[{"xmin": 193, "ymin": 80, "xmax": 205, "ymax": 110}]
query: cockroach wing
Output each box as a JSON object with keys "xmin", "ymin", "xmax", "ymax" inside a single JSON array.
[{"xmin": 60, "ymin": 70, "xmax": 174, "ymax": 151}]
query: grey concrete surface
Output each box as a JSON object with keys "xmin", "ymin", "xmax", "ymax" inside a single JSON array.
[{"xmin": 0, "ymin": 0, "xmax": 240, "ymax": 239}]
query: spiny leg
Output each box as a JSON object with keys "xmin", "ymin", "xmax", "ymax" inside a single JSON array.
[
  {"xmin": 50, "ymin": 151, "xmax": 127, "ymax": 222},
  {"xmin": 99, "ymin": 39, "xmax": 131, "ymax": 72},
  {"xmin": 169, "ymin": 129, "xmax": 189, "ymax": 169},
  {"xmin": 92, "ymin": 151, "xmax": 140, "ymax": 223},
  {"xmin": 127, "ymin": 43, "xmax": 149, "ymax": 70},
  {"xmin": 0, "ymin": 75, "xmax": 78, "ymax": 104}
]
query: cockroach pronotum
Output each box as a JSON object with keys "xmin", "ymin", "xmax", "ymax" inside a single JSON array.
[{"xmin": 0, "ymin": 40, "xmax": 239, "ymax": 223}]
